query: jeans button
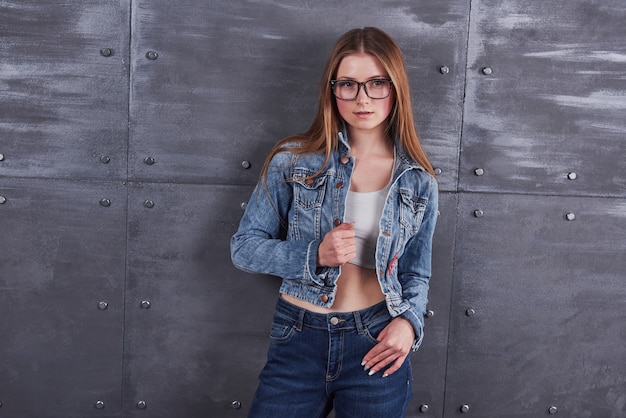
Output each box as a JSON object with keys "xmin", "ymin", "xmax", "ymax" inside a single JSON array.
[{"xmin": 330, "ymin": 317, "xmax": 339, "ymax": 325}]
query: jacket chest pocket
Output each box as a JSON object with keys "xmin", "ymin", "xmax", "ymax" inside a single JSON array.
[
  {"xmin": 398, "ymin": 189, "xmax": 428, "ymax": 235},
  {"xmin": 293, "ymin": 171, "xmax": 328, "ymax": 210}
]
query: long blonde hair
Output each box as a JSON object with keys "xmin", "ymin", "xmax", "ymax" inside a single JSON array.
[{"xmin": 260, "ymin": 27, "xmax": 435, "ymax": 180}]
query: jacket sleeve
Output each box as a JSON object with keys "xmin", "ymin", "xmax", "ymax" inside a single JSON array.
[
  {"xmin": 397, "ymin": 175, "xmax": 439, "ymax": 351},
  {"xmin": 230, "ymin": 152, "xmax": 323, "ymax": 281}
]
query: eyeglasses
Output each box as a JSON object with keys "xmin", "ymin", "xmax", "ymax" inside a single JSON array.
[{"xmin": 330, "ymin": 78, "xmax": 393, "ymax": 100}]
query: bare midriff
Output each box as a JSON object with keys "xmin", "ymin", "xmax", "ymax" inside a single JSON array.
[{"xmin": 282, "ymin": 262, "xmax": 386, "ymax": 313}]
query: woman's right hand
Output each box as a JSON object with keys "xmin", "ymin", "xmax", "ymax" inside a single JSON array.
[{"xmin": 317, "ymin": 222, "xmax": 356, "ymax": 267}]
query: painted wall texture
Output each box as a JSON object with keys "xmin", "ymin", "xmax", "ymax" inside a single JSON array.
[{"xmin": 1, "ymin": 1, "xmax": 625, "ymax": 417}]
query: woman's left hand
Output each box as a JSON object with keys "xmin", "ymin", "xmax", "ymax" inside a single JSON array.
[{"xmin": 361, "ymin": 316, "xmax": 415, "ymax": 377}]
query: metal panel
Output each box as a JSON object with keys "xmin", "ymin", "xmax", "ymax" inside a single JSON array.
[
  {"xmin": 445, "ymin": 193, "xmax": 626, "ymax": 417},
  {"xmin": 123, "ymin": 183, "xmax": 280, "ymax": 417},
  {"xmin": 459, "ymin": 0, "xmax": 626, "ymax": 197},
  {"xmin": 2, "ymin": 1, "xmax": 625, "ymax": 417},
  {"xmin": 407, "ymin": 192, "xmax": 457, "ymax": 417},
  {"xmin": 128, "ymin": 0, "xmax": 468, "ymax": 191},
  {"xmin": 0, "ymin": 178, "xmax": 126, "ymax": 418},
  {"xmin": 0, "ymin": 1, "xmax": 129, "ymax": 181}
]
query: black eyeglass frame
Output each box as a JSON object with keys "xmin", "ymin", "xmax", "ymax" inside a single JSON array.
[{"xmin": 329, "ymin": 78, "xmax": 393, "ymax": 101}]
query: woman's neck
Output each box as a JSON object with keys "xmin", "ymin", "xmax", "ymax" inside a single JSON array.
[
  {"xmin": 347, "ymin": 127, "xmax": 395, "ymax": 192},
  {"xmin": 348, "ymin": 128, "xmax": 393, "ymax": 160}
]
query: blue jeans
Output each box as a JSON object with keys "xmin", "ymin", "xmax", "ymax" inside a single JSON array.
[{"xmin": 248, "ymin": 297, "xmax": 413, "ymax": 418}]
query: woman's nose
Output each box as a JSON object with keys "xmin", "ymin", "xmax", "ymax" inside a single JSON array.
[{"xmin": 355, "ymin": 85, "xmax": 370, "ymax": 102}]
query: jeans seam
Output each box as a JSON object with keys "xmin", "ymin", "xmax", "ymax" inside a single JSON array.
[{"xmin": 325, "ymin": 329, "xmax": 343, "ymax": 382}]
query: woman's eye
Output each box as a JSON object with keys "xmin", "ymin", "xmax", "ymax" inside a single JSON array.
[{"xmin": 339, "ymin": 81, "xmax": 354, "ymax": 88}]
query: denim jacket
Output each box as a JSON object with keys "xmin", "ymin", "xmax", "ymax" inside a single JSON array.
[{"xmin": 231, "ymin": 131, "xmax": 439, "ymax": 350}]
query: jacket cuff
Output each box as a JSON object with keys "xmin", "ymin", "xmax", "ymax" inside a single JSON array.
[
  {"xmin": 304, "ymin": 239, "xmax": 323, "ymax": 281},
  {"xmin": 401, "ymin": 310, "xmax": 425, "ymax": 351}
]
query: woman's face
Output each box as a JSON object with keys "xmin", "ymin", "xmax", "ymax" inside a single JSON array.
[{"xmin": 334, "ymin": 53, "xmax": 394, "ymax": 137}]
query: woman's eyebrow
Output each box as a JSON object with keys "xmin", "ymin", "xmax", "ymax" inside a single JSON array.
[{"xmin": 335, "ymin": 75, "xmax": 388, "ymax": 80}]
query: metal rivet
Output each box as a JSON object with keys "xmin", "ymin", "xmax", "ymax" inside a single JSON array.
[
  {"xmin": 100, "ymin": 48, "xmax": 112, "ymax": 57},
  {"xmin": 434, "ymin": 167, "xmax": 442, "ymax": 175},
  {"xmin": 481, "ymin": 67, "xmax": 492, "ymax": 75},
  {"xmin": 100, "ymin": 155, "xmax": 111, "ymax": 164},
  {"xmin": 144, "ymin": 200, "xmax": 154, "ymax": 208},
  {"xmin": 240, "ymin": 202, "xmax": 248, "ymax": 211},
  {"xmin": 97, "ymin": 301, "xmax": 109, "ymax": 311},
  {"xmin": 567, "ymin": 172, "xmax": 577, "ymax": 180},
  {"xmin": 231, "ymin": 400, "xmax": 242, "ymax": 410},
  {"xmin": 439, "ymin": 66, "xmax": 449, "ymax": 75},
  {"xmin": 144, "ymin": 157, "xmax": 155, "ymax": 165},
  {"xmin": 473, "ymin": 209, "xmax": 484, "ymax": 218},
  {"xmin": 241, "ymin": 160, "xmax": 251, "ymax": 169},
  {"xmin": 460, "ymin": 404, "xmax": 470, "ymax": 413},
  {"xmin": 465, "ymin": 308, "xmax": 476, "ymax": 317},
  {"xmin": 0, "ymin": 153, "xmax": 5, "ymax": 161},
  {"xmin": 474, "ymin": 168, "xmax": 484, "ymax": 176},
  {"xmin": 566, "ymin": 212, "xmax": 576, "ymax": 221},
  {"xmin": 99, "ymin": 198, "xmax": 111, "ymax": 207},
  {"xmin": 140, "ymin": 300, "xmax": 151, "ymax": 309},
  {"xmin": 0, "ymin": 196, "xmax": 6, "ymax": 205},
  {"xmin": 419, "ymin": 404, "xmax": 429, "ymax": 413},
  {"xmin": 136, "ymin": 401, "xmax": 147, "ymax": 409},
  {"xmin": 146, "ymin": 51, "xmax": 158, "ymax": 60},
  {"xmin": 425, "ymin": 310, "xmax": 434, "ymax": 319},
  {"xmin": 548, "ymin": 405, "xmax": 558, "ymax": 415},
  {"xmin": 95, "ymin": 400, "xmax": 105, "ymax": 409}
]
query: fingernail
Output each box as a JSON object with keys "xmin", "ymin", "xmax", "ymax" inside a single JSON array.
[
  {"xmin": 363, "ymin": 365, "xmax": 370, "ymax": 371},
  {"xmin": 368, "ymin": 369, "xmax": 376, "ymax": 376},
  {"xmin": 361, "ymin": 360, "xmax": 367, "ymax": 366},
  {"xmin": 383, "ymin": 373, "xmax": 389, "ymax": 378}
]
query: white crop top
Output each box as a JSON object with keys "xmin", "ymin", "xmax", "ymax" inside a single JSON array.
[
  {"xmin": 344, "ymin": 150, "xmax": 397, "ymax": 269},
  {"xmin": 344, "ymin": 183, "xmax": 390, "ymax": 269}
]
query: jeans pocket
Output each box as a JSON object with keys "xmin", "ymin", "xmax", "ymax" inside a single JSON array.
[
  {"xmin": 268, "ymin": 314, "xmax": 297, "ymax": 343},
  {"xmin": 362, "ymin": 316, "xmax": 391, "ymax": 346}
]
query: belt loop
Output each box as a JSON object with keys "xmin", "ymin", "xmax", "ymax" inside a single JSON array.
[
  {"xmin": 353, "ymin": 310, "xmax": 366, "ymax": 335},
  {"xmin": 294, "ymin": 307, "xmax": 305, "ymax": 332}
]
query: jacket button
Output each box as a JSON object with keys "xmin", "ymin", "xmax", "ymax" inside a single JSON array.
[
  {"xmin": 336, "ymin": 181, "xmax": 344, "ymax": 189},
  {"xmin": 333, "ymin": 219, "xmax": 341, "ymax": 227},
  {"xmin": 341, "ymin": 156, "xmax": 349, "ymax": 164},
  {"xmin": 305, "ymin": 178, "xmax": 314, "ymax": 185},
  {"xmin": 320, "ymin": 294, "xmax": 329, "ymax": 303}
]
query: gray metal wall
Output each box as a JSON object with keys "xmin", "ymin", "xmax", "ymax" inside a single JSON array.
[{"xmin": 1, "ymin": 1, "xmax": 624, "ymax": 417}]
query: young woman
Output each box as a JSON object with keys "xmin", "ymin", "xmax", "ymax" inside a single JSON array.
[{"xmin": 231, "ymin": 27, "xmax": 438, "ymax": 418}]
